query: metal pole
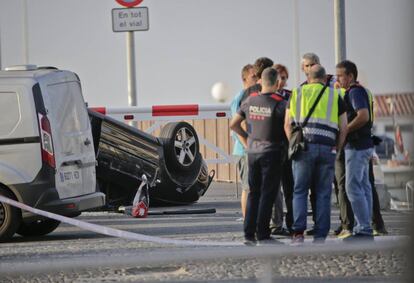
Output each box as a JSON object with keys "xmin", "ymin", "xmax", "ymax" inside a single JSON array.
[
  {"xmin": 0, "ymin": 26, "xmax": 2, "ymax": 69},
  {"xmin": 22, "ymin": 0, "xmax": 29, "ymax": 64},
  {"xmin": 292, "ymin": 0, "xmax": 300, "ymax": 86},
  {"xmin": 126, "ymin": 31, "xmax": 137, "ymax": 106},
  {"xmin": 334, "ymin": 0, "xmax": 346, "ymax": 63}
]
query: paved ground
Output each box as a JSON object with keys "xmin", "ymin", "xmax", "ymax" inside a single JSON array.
[{"xmin": 0, "ymin": 182, "xmax": 412, "ymax": 282}]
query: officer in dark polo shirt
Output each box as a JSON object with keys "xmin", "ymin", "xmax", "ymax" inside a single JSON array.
[{"xmin": 230, "ymin": 67, "xmax": 287, "ymax": 245}]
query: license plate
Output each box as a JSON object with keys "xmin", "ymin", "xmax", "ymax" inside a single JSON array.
[{"xmin": 59, "ymin": 165, "xmax": 82, "ymax": 185}]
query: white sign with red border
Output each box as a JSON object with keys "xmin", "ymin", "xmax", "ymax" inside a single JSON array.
[
  {"xmin": 115, "ymin": 0, "xmax": 144, "ymax": 8},
  {"xmin": 112, "ymin": 7, "xmax": 149, "ymax": 32}
]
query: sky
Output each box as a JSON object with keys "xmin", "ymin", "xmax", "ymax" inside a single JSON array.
[{"xmin": 0, "ymin": 0, "xmax": 413, "ymax": 108}]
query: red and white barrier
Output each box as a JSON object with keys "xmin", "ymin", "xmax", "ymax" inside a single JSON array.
[{"xmin": 89, "ymin": 104, "xmax": 230, "ymax": 122}]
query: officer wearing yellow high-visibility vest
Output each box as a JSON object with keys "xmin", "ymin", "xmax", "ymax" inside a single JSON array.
[{"xmin": 284, "ymin": 65, "xmax": 348, "ymax": 244}]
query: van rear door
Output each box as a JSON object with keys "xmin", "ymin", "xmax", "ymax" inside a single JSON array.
[{"xmin": 43, "ymin": 76, "xmax": 96, "ymax": 199}]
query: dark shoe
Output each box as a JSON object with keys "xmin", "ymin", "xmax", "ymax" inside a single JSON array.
[
  {"xmin": 271, "ymin": 227, "xmax": 291, "ymax": 236},
  {"xmin": 291, "ymin": 232, "xmax": 305, "ymax": 245},
  {"xmin": 305, "ymin": 229, "xmax": 314, "ymax": 236},
  {"xmin": 334, "ymin": 225, "xmax": 342, "ymax": 235},
  {"xmin": 342, "ymin": 233, "xmax": 374, "ymax": 243},
  {"xmin": 244, "ymin": 236, "xmax": 257, "ymax": 246},
  {"xmin": 257, "ymin": 236, "xmax": 284, "ymax": 246}
]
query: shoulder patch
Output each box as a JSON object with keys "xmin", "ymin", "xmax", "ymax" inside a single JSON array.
[{"xmin": 270, "ymin": 94, "xmax": 284, "ymax": 101}]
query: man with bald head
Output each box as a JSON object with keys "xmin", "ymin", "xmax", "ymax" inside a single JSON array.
[{"xmin": 285, "ymin": 65, "xmax": 348, "ymax": 244}]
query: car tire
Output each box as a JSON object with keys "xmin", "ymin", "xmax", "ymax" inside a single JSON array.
[
  {"xmin": 0, "ymin": 187, "xmax": 21, "ymax": 242},
  {"xmin": 17, "ymin": 219, "xmax": 61, "ymax": 237},
  {"xmin": 160, "ymin": 122, "xmax": 201, "ymax": 172}
]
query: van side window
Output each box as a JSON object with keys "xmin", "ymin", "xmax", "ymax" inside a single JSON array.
[{"xmin": 0, "ymin": 92, "xmax": 20, "ymax": 137}]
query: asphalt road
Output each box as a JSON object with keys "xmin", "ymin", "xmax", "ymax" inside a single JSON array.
[{"xmin": 0, "ymin": 182, "xmax": 412, "ymax": 283}]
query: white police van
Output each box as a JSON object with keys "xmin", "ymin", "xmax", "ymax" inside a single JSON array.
[{"xmin": 0, "ymin": 65, "xmax": 105, "ymax": 241}]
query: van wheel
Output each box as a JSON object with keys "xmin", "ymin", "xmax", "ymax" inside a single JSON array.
[
  {"xmin": 160, "ymin": 122, "xmax": 201, "ymax": 172},
  {"xmin": 17, "ymin": 219, "xmax": 61, "ymax": 237},
  {"xmin": 0, "ymin": 187, "xmax": 21, "ymax": 242}
]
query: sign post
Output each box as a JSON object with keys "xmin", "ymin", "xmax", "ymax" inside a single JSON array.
[
  {"xmin": 334, "ymin": 0, "xmax": 346, "ymax": 63},
  {"xmin": 112, "ymin": 0, "xmax": 148, "ymax": 108}
]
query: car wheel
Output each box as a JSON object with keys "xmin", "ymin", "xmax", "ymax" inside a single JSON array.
[
  {"xmin": 0, "ymin": 187, "xmax": 21, "ymax": 242},
  {"xmin": 160, "ymin": 122, "xmax": 201, "ymax": 172},
  {"xmin": 17, "ymin": 219, "xmax": 61, "ymax": 237}
]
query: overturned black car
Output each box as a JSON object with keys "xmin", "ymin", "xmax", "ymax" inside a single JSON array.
[{"xmin": 88, "ymin": 110, "xmax": 214, "ymax": 208}]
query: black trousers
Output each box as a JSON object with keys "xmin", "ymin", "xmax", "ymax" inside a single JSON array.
[
  {"xmin": 270, "ymin": 157, "xmax": 294, "ymax": 231},
  {"xmin": 370, "ymin": 161, "xmax": 386, "ymax": 230},
  {"xmin": 335, "ymin": 149, "xmax": 385, "ymax": 231},
  {"xmin": 245, "ymin": 150, "xmax": 282, "ymax": 240}
]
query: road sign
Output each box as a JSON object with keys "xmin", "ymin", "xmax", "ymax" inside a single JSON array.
[
  {"xmin": 112, "ymin": 7, "xmax": 149, "ymax": 32},
  {"xmin": 115, "ymin": 0, "xmax": 144, "ymax": 8}
]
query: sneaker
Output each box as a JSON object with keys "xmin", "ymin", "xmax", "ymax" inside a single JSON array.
[
  {"xmin": 236, "ymin": 217, "xmax": 244, "ymax": 222},
  {"xmin": 271, "ymin": 227, "xmax": 291, "ymax": 236},
  {"xmin": 291, "ymin": 232, "xmax": 305, "ymax": 245},
  {"xmin": 257, "ymin": 236, "xmax": 284, "ymax": 246},
  {"xmin": 373, "ymin": 228, "xmax": 388, "ymax": 236},
  {"xmin": 337, "ymin": 229, "xmax": 352, "ymax": 239},
  {"xmin": 334, "ymin": 225, "xmax": 343, "ymax": 235},
  {"xmin": 244, "ymin": 236, "xmax": 257, "ymax": 246},
  {"xmin": 342, "ymin": 233, "xmax": 374, "ymax": 243},
  {"xmin": 305, "ymin": 229, "xmax": 314, "ymax": 236}
]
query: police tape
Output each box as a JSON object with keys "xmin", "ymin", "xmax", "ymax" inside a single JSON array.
[
  {"xmin": 0, "ymin": 195, "xmax": 243, "ymax": 246},
  {"xmin": 1, "ymin": 194, "xmax": 410, "ymax": 247}
]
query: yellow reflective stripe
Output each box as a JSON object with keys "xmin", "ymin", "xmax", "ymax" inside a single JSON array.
[
  {"xmin": 295, "ymin": 87, "xmax": 302, "ymax": 122},
  {"xmin": 326, "ymin": 87, "xmax": 334, "ymax": 124},
  {"xmin": 339, "ymin": 88, "xmax": 346, "ymax": 98},
  {"xmin": 365, "ymin": 88, "xmax": 374, "ymax": 123},
  {"xmin": 289, "ymin": 87, "xmax": 299, "ymax": 119}
]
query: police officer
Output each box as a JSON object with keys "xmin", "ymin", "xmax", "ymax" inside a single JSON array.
[
  {"xmin": 270, "ymin": 64, "xmax": 294, "ymax": 236},
  {"xmin": 299, "ymin": 53, "xmax": 336, "ymax": 236},
  {"xmin": 285, "ymin": 65, "xmax": 348, "ymax": 244},
  {"xmin": 230, "ymin": 67, "xmax": 286, "ymax": 245},
  {"xmin": 336, "ymin": 60, "xmax": 376, "ymax": 241}
]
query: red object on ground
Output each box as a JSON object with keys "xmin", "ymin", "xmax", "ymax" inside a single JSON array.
[{"xmin": 131, "ymin": 201, "xmax": 148, "ymax": 218}]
